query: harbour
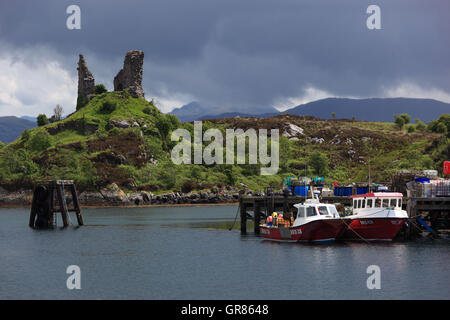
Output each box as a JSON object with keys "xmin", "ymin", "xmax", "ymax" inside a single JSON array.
[{"xmin": 1, "ymin": 205, "xmax": 449, "ymax": 300}]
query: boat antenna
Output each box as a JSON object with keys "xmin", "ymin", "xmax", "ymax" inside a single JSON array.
[
  {"xmin": 304, "ymin": 135, "xmax": 308, "ymax": 202},
  {"xmin": 368, "ymin": 155, "xmax": 371, "ymax": 193}
]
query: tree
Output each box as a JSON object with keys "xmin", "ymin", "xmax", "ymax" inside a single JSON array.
[
  {"xmin": 0, "ymin": 141, "xmax": 4, "ymax": 149},
  {"xmin": 166, "ymin": 113, "xmax": 181, "ymax": 130},
  {"xmin": 94, "ymin": 84, "xmax": 107, "ymax": 94},
  {"xmin": 428, "ymin": 114, "xmax": 450, "ymax": 133},
  {"xmin": 394, "ymin": 114, "xmax": 405, "ymax": 129},
  {"xmin": 37, "ymin": 114, "xmax": 49, "ymax": 127},
  {"xmin": 399, "ymin": 113, "xmax": 411, "ymax": 124},
  {"xmin": 53, "ymin": 104, "xmax": 63, "ymax": 121},
  {"xmin": 309, "ymin": 151, "xmax": 329, "ymax": 176},
  {"xmin": 331, "ymin": 112, "xmax": 336, "ymax": 119},
  {"xmin": 155, "ymin": 115, "xmax": 171, "ymax": 141},
  {"xmin": 415, "ymin": 118, "xmax": 426, "ymax": 131},
  {"xmin": 435, "ymin": 122, "xmax": 447, "ymax": 133}
]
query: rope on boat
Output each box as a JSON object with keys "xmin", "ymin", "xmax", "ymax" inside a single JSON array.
[
  {"xmin": 228, "ymin": 204, "xmax": 240, "ymax": 231},
  {"xmin": 341, "ymin": 218, "xmax": 370, "ymax": 244}
]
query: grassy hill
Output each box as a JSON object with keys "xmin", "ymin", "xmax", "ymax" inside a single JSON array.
[{"xmin": 0, "ymin": 91, "xmax": 448, "ymax": 194}]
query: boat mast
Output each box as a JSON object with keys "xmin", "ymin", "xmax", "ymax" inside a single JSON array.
[{"xmin": 368, "ymin": 155, "xmax": 371, "ymax": 193}]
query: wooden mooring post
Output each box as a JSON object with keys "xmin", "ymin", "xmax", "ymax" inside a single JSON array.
[{"xmin": 29, "ymin": 180, "xmax": 83, "ymax": 229}]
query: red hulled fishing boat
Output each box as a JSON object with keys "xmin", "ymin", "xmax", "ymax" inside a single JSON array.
[
  {"xmin": 342, "ymin": 192, "xmax": 408, "ymax": 241},
  {"xmin": 260, "ymin": 195, "xmax": 347, "ymax": 243}
]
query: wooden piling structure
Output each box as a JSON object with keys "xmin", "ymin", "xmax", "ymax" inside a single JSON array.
[
  {"xmin": 254, "ymin": 201, "xmax": 261, "ymax": 235},
  {"xmin": 29, "ymin": 180, "xmax": 83, "ymax": 229},
  {"xmin": 240, "ymin": 199, "xmax": 247, "ymax": 235}
]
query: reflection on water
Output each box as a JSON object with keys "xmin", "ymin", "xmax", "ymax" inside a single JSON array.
[{"xmin": 0, "ymin": 205, "xmax": 449, "ymax": 299}]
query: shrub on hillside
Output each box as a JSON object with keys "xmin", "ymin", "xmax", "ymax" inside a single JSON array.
[
  {"xmin": 309, "ymin": 151, "xmax": 329, "ymax": 176},
  {"xmin": 143, "ymin": 107, "xmax": 152, "ymax": 115},
  {"xmin": 155, "ymin": 115, "xmax": 172, "ymax": 141},
  {"xmin": 415, "ymin": 118, "xmax": 426, "ymax": 131},
  {"xmin": 0, "ymin": 149, "xmax": 38, "ymax": 177},
  {"xmin": 181, "ymin": 180, "xmax": 197, "ymax": 193},
  {"xmin": 28, "ymin": 131, "xmax": 51, "ymax": 151},
  {"xmin": 99, "ymin": 100, "xmax": 117, "ymax": 113},
  {"xmin": 94, "ymin": 84, "xmax": 107, "ymax": 94}
]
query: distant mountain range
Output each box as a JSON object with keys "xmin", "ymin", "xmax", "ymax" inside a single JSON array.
[
  {"xmin": 169, "ymin": 101, "xmax": 278, "ymax": 122},
  {"xmin": 0, "ymin": 116, "xmax": 36, "ymax": 144},
  {"xmin": 19, "ymin": 115, "xmax": 36, "ymax": 122},
  {"xmin": 171, "ymin": 97, "xmax": 450, "ymax": 122}
]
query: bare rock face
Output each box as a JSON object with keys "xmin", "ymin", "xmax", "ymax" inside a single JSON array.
[
  {"xmin": 77, "ymin": 54, "xmax": 95, "ymax": 101},
  {"xmin": 114, "ymin": 50, "xmax": 144, "ymax": 98}
]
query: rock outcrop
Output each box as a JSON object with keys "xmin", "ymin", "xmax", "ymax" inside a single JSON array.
[
  {"xmin": 114, "ymin": 50, "xmax": 145, "ymax": 98},
  {"xmin": 77, "ymin": 54, "xmax": 95, "ymax": 101},
  {"xmin": 0, "ymin": 185, "xmax": 244, "ymax": 207}
]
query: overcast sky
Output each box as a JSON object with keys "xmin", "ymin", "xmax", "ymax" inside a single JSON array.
[{"xmin": 0, "ymin": 0, "xmax": 449, "ymax": 117}]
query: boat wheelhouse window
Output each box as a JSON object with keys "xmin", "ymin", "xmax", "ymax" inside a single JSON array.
[
  {"xmin": 375, "ymin": 199, "xmax": 381, "ymax": 208},
  {"xmin": 361, "ymin": 200, "xmax": 366, "ymax": 208},
  {"xmin": 306, "ymin": 207, "xmax": 316, "ymax": 217},
  {"xmin": 382, "ymin": 199, "xmax": 389, "ymax": 207},
  {"xmin": 353, "ymin": 200, "xmax": 357, "ymax": 208},
  {"xmin": 318, "ymin": 206, "xmax": 329, "ymax": 215},
  {"xmin": 328, "ymin": 206, "xmax": 339, "ymax": 215},
  {"xmin": 358, "ymin": 199, "xmax": 362, "ymax": 208},
  {"xmin": 390, "ymin": 199, "xmax": 397, "ymax": 208},
  {"xmin": 298, "ymin": 207, "xmax": 306, "ymax": 218},
  {"xmin": 398, "ymin": 199, "xmax": 402, "ymax": 208},
  {"xmin": 367, "ymin": 199, "xmax": 373, "ymax": 208}
]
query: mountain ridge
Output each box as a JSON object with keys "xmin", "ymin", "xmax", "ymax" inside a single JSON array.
[
  {"xmin": 171, "ymin": 97, "xmax": 450, "ymax": 123},
  {"xmin": 0, "ymin": 116, "xmax": 36, "ymax": 144}
]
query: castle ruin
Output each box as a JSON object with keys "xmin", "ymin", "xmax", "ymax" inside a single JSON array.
[
  {"xmin": 77, "ymin": 54, "xmax": 95, "ymax": 102},
  {"xmin": 77, "ymin": 50, "xmax": 145, "ymax": 107},
  {"xmin": 113, "ymin": 50, "xmax": 145, "ymax": 98}
]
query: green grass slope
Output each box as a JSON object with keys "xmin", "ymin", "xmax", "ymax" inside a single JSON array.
[{"xmin": 0, "ymin": 90, "xmax": 448, "ymax": 194}]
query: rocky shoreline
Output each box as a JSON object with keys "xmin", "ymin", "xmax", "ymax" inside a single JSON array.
[{"xmin": 0, "ymin": 183, "xmax": 247, "ymax": 208}]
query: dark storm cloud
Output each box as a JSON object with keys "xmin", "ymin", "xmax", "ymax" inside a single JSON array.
[{"xmin": 0, "ymin": 0, "xmax": 449, "ymax": 114}]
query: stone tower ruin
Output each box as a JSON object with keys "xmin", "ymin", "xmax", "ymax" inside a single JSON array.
[
  {"xmin": 114, "ymin": 50, "xmax": 145, "ymax": 98},
  {"xmin": 77, "ymin": 54, "xmax": 95, "ymax": 101}
]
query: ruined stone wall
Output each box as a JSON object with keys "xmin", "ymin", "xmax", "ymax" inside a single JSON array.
[
  {"xmin": 114, "ymin": 50, "xmax": 144, "ymax": 98},
  {"xmin": 77, "ymin": 54, "xmax": 95, "ymax": 101}
]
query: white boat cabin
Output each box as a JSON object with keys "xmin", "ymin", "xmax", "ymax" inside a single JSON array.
[
  {"xmin": 293, "ymin": 197, "xmax": 340, "ymax": 227},
  {"xmin": 351, "ymin": 192, "xmax": 402, "ymax": 211},
  {"xmin": 349, "ymin": 192, "xmax": 406, "ymax": 217}
]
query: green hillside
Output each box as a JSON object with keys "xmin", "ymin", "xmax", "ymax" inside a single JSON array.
[{"xmin": 0, "ymin": 90, "xmax": 448, "ymax": 194}]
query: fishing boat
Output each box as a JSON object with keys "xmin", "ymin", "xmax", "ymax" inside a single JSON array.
[
  {"xmin": 260, "ymin": 195, "xmax": 347, "ymax": 243},
  {"xmin": 342, "ymin": 192, "xmax": 408, "ymax": 241}
]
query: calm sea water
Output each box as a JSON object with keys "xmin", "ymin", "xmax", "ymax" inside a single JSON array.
[{"xmin": 0, "ymin": 205, "xmax": 449, "ymax": 300}]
